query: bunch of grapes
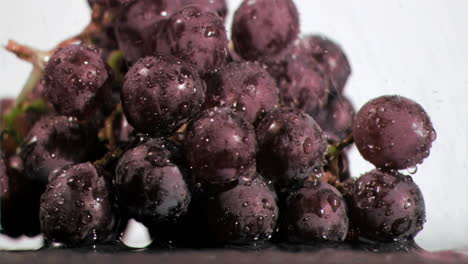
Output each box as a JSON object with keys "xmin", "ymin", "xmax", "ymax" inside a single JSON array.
[{"xmin": 1, "ymin": 0, "xmax": 437, "ymax": 252}]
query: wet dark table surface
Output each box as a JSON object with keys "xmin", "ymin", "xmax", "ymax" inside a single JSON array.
[{"xmin": 2, "ymin": 248, "xmax": 468, "ymax": 264}]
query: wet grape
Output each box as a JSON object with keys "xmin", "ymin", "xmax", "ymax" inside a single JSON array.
[
  {"xmin": 20, "ymin": 116, "xmax": 99, "ymax": 183},
  {"xmin": 232, "ymin": 0, "xmax": 299, "ymax": 61},
  {"xmin": 180, "ymin": 0, "xmax": 228, "ymax": 20},
  {"xmin": 348, "ymin": 169, "xmax": 426, "ymax": 242},
  {"xmin": 282, "ymin": 180, "xmax": 349, "ymax": 243},
  {"xmin": 291, "ymin": 35, "xmax": 351, "ymax": 94},
  {"xmin": 206, "ymin": 175, "xmax": 279, "ymax": 245},
  {"xmin": 121, "ymin": 55, "xmax": 206, "ymax": 136},
  {"xmin": 44, "ymin": 45, "xmax": 113, "ymax": 120},
  {"xmin": 114, "ymin": 0, "xmax": 182, "ymax": 63},
  {"xmin": 115, "ymin": 138, "xmax": 191, "ymax": 231},
  {"xmin": 184, "ymin": 107, "xmax": 257, "ymax": 188},
  {"xmin": 256, "ymin": 108, "xmax": 327, "ymax": 189},
  {"xmin": 271, "ymin": 55, "xmax": 330, "ymax": 113},
  {"xmin": 353, "ymin": 95, "xmax": 436, "ymax": 170},
  {"xmin": 155, "ymin": 5, "xmax": 228, "ymax": 75},
  {"xmin": 40, "ymin": 162, "xmax": 117, "ymax": 247},
  {"xmin": 205, "ymin": 61, "xmax": 280, "ymax": 125},
  {"xmin": 311, "ymin": 95, "xmax": 355, "ymax": 143}
]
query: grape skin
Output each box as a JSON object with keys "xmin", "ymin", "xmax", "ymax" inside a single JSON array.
[
  {"xmin": 121, "ymin": 55, "xmax": 206, "ymax": 136},
  {"xmin": 44, "ymin": 45, "xmax": 113, "ymax": 120},
  {"xmin": 353, "ymin": 95, "xmax": 436, "ymax": 170}
]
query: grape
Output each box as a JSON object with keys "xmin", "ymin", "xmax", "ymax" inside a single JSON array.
[
  {"xmin": 184, "ymin": 107, "xmax": 257, "ymax": 188},
  {"xmin": 348, "ymin": 169, "xmax": 426, "ymax": 242},
  {"xmin": 43, "ymin": 45, "xmax": 113, "ymax": 120},
  {"xmin": 291, "ymin": 35, "xmax": 351, "ymax": 94},
  {"xmin": 20, "ymin": 116, "xmax": 99, "ymax": 183},
  {"xmin": 114, "ymin": 0, "xmax": 182, "ymax": 63},
  {"xmin": 1, "ymin": 155, "xmax": 44, "ymax": 237},
  {"xmin": 353, "ymin": 95, "xmax": 436, "ymax": 170},
  {"xmin": 180, "ymin": 0, "xmax": 228, "ymax": 20},
  {"xmin": 115, "ymin": 139, "xmax": 191, "ymax": 239},
  {"xmin": 40, "ymin": 162, "xmax": 117, "ymax": 247},
  {"xmin": 205, "ymin": 61, "xmax": 280, "ymax": 124},
  {"xmin": 311, "ymin": 95, "xmax": 355, "ymax": 143},
  {"xmin": 271, "ymin": 55, "xmax": 330, "ymax": 113},
  {"xmin": 232, "ymin": 0, "xmax": 299, "ymax": 61},
  {"xmin": 206, "ymin": 175, "xmax": 279, "ymax": 245},
  {"xmin": 121, "ymin": 55, "xmax": 206, "ymax": 136},
  {"xmin": 155, "ymin": 5, "xmax": 228, "ymax": 75},
  {"xmin": 281, "ymin": 180, "xmax": 349, "ymax": 243},
  {"xmin": 256, "ymin": 108, "xmax": 327, "ymax": 189}
]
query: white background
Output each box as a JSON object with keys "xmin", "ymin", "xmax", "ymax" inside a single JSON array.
[{"xmin": 0, "ymin": 0, "xmax": 467, "ymax": 251}]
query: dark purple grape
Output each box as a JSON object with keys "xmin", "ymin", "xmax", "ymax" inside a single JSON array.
[
  {"xmin": 20, "ymin": 116, "xmax": 99, "ymax": 183},
  {"xmin": 184, "ymin": 107, "xmax": 257, "ymax": 188},
  {"xmin": 155, "ymin": 5, "xmax": 228, "ymax": 75},
  {"xmin": 115, "ymin": 138, "xmax": 191, "ymax": 229},
  {"xmin": 232, "ymin": 0, "xmax": 299, "ymax": 61},
  {"xmin": 180, "ymin": 0, "xmax": 228, "ymax": 20},
  {"xmin": 311, "ymin": 95, "xmax": 355, "ymax": 143},
  {"xmin": 348, "ymin": 169, "xmax": 426, "ymax": 242},
  {"xmin": 44, "ymin": 45, "xmax": 113, "ymax": 120},
  {"xmin": 114, "ymin": 0, "xmax": 182, "ymax": 63},
  {"xmin": 291, "ymin": 35, "xmax": 351, "ymax": 94},
  {"xmin": 206, "ymin": 175, "xmax": 279, "ymax": 245},
  {"xmin": 282, "ymin": 180, "xmax": 349, "ymax": 243},
  {"xmin": 121, "ymin": 55, "xmax": 206, "ymax": 135},
  {"xmin": 353, "ymin": 95, "xmax": 436, "ymax": 170},
  {"xmin": 271, "ymin": 55, "xmax": 330, "ymax": 114},
  {"xmin": 205, "ymin": 61, "xmax": 280, "ymax": 124},
  {"xmin": 256, "ymin": 108, "xmax": 327, "ymax": 189},
  {"xmin": 1, "ymin": 156, "xmax": 44, "ymax": 237},
  {"xmin": 40, "ymin": 162, "xmax": 117, "ymax": 247}
]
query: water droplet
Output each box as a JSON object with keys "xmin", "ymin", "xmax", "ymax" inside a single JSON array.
[
  {"xmin": 404, "ymin": 200, "xmax": 412, "ymax": 209},
  {"xmin": 57, "ymin": 196, "xmax": 65, "ymax": 205},
  {"xmin": 407, "ymin": 166, "xmax": 417, "ymax": 174},
  {"xmin": 430, "ymin": 130, "xmax": 437, "ymax": 141},
  {"xmin": 87, "ymin": 71, "xmax": 95, "ymax": 79},
  {"xmin": 80, "ymin": 211, "xmax": 92, "ymax": 224},
  {"xmin": 75, "ymin": 200, "xmax": 85, "ymax": 208},
  {"xmin": 303, "ymin": 137, "xmax": 314, "ymax": 154}
]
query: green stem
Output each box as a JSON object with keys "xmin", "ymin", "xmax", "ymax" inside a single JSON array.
[{"xmin": 15, "ymin": 67, "xmax": 44, "ymax": 106}]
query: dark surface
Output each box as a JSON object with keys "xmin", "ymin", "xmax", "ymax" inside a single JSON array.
[{"xmin": 1, "ymin": 249, "xmax": 467, "ymax": 264}]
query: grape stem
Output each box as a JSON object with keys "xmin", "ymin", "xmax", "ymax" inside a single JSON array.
[
  {"xmin": 323, "ymin": 134, "xmax": 354, "ymax": 186},
  {"xmin": 94, "ymin": 148, "xmax": 123, "ymax": 168},
  {"xmin": 103, "ymin": 104, "xmax": 123, "ymax": 149}
]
